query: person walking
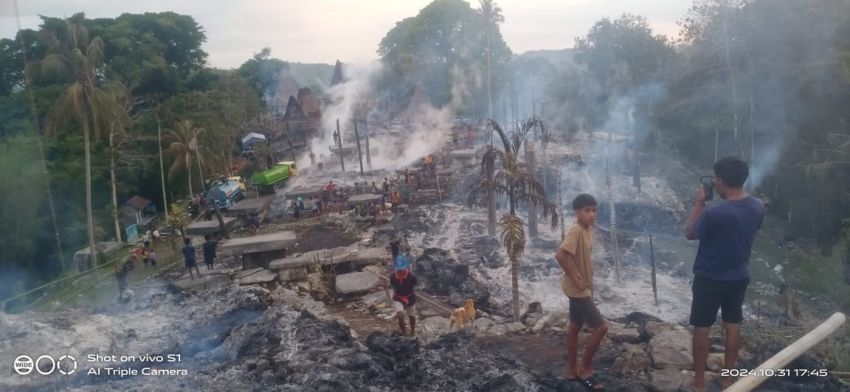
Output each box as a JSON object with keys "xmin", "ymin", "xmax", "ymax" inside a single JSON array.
[{"xmin": 390, "ymin": 255, "xmax": 418, "ymax": 336}]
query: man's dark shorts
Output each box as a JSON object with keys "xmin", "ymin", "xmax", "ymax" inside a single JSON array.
[
  {"xmin": 568, "ymin": 297, "xmax": 604, "ymax": 328},
  {"xmin": 690, "ymin": 274, "xmax": 750, "ymax": 327}
]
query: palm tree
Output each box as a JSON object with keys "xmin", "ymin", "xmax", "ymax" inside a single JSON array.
[
  {"xmin": 41, "ymin": 20, "xmax": 119, "ymax": 266},
  {"xmin": 103, "ymin": 83, "xmax": 134, "ymax": 242},
  {"xmin": 166, "ymin": 120, "xmax": 206, "ymax": 196},
  {"xmin": 479, "ymin": 0, "xmax": 504, "ymax": 119},
  {"xmin": 469, "ymin": 118, "xmax": 559, "ymax": 320}
]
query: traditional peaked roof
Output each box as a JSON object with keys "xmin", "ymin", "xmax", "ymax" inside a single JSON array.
[
  {"xmin": 330, "ymin": 60, "xmax": 345, "ymax": 86},
  {"xmin": 275, "ymin": 70, "xmax": 300, "ymax": 103},
  {"xmin": 297, "ymin": 88, "xmax": 321, "ymax": 118},
  {"xmin": 125, "ymin": 196, "xmax": 153, "ymax": 210},
  {"xmin": 283, "ymin": 96, "xmax": 306, "ymax": 122}
]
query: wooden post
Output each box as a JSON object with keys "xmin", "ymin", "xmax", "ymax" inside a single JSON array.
[
  {"xmin": 435, "ymin": 171, "xmax": 442, "ymax": 201},
  {"xmin": 336, "ymin": 119, "xmax": 345, "ymax": 173},
  {"xmin": 558, "ymin": 174, "xmax": 565, "ymax": 240},
  {"xmin": 211, "ymin": 202, "xmax": 230, "ymax": 239},
  {"xmin": 726, "ymin": 313, "xmax": 846, "ymax": 392},
  {"xmin": 649, "ymin": 231, "xmax": 657, "ymax": 306},
  {"xmin": 353, "ymin": 120, "xmax": 364, "ymax": 175},
  {"xmin": 157, "ymin": 114, "xmax": 169, "ymax": 224},
  {"xmin": 525, "ymin": 143, "xmax": 538, "ymax": 237},
  {"xmin": 361, "ymin": 119, "xmax": 372, "ymax": 169}
]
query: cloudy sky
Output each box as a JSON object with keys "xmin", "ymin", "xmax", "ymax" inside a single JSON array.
[{"xmin": 1, "ymin": 0, "xmax": 690, "ymax": 68}]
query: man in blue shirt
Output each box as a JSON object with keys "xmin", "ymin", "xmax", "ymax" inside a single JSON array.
[
  {"xmin": 685, "ymin": 156, "xmax": 764, "ymax": 391},
  {"xmin": 182, "ymin": 237, "xmax": 201, "ymax": 280}
]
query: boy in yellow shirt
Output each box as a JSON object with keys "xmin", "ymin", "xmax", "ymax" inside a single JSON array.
[{"xmin": 555, "ymin": 194, "xmax": 607, "ymax": 391}]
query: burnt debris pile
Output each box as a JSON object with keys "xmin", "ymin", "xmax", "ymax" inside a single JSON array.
[{"xmin": 414, "ymin": 247, "xmax": 493, "ymax": 311}]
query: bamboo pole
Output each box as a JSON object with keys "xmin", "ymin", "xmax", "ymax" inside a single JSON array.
[
  {"xmin": 726, "ymin": 312, "xmax": 846, "ymax": 392},
  {"xmin": 649, "ymin": 231, "xmax": 657, "ymax": 306},
  {"xmin": 157, "ymin": 114, "xmax": 169, "ymax": 224},
  {"xmin": 353, "ymin": 120, "xmax": 364, "ymax": 175}
]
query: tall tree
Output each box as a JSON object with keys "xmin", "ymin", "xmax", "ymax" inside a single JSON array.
[
  {"xmin": 39, "ymin": 20, "xmax": 119, "ymax": 266},
  {"xmin": 469, "ymin": 119, "xmax": 559, "ymax": 320},
  {"xmin": 166, "ymin": 119, "xmax": 206, "ymax": 196},
  {"xmin": 479, "ymin": 0, "xmax": 504, "ymax": 119},
  {"xmin": 378, "ymin": 0, "xmax": 511, "ymax": 111}
]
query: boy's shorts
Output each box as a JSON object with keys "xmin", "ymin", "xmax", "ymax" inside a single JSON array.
[
  {"xmin": 689, "ymin": 274, "xmax": 750, "ymax": 327},
  {"xmin": 568, "ymin": 296, "xmax": 604, "ymax": 328},
  {"xmin": 185, "ymin": 259, "xmax": 197, "ymax": 268},
  {"xmin": 393, "ymin": 301, "xmax": 416, "ymax": 317}
]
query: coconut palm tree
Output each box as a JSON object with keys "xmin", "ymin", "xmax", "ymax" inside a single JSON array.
[
  {"xmin": 468, "ymin": 118, "xmax": 559, "ymax": 320},
  {"xmin": 40, "ymin": 20, "xmax": 119, "ymax": 266},
  {"xmin": 102, "ymin": 83, "xmax": 134, "ymax": 242},
  {"xmin": 479, "ymin": 0, "xmax": 504, "ymax": 119},
  {"xmin": 166, "ymin": 120, "xmax": 207, "ymax": 196}
]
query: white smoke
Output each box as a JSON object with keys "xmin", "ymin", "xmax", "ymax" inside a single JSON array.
[{"xmin": 298, "ymin": 60, "xmax": 481, "ymax": 174}]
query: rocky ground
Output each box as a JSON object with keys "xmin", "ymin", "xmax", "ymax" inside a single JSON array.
[
  {"xmin": 4, "ymin": 133, "xmax": 848, "ymax": 391},
  {"xmin": 2, "ymin": 283, "xmax": 845, "ymax": 392}
]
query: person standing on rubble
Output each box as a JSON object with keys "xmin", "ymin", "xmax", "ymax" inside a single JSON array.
[
  {"xmin": 114, "ymin": 253, "xmax": 137, "ymax": 301},
  {"xmin": 202, "ymin": 234, "xmax": 219, "ymax": 270},
  {"xmin": 685, "ymin": 156, "xmax": 764, "ymax": 391},
  {"xmin": 382, "ymin": 177, "xmax": 390, "ymax": 195},
  {"xmin": 388, "ymin": 234, "xmax": 401, "ymax": 261},
  {"xmin": 182, "ymin": 237, "xmax": 201, "ymax": 280},
  {"xmin": 555, "ymin": 194, "xmax": 607, "ymax": 391},
  {"xmin": 390, "ymin": 255, "xmax": 418, "ymax": 337}
]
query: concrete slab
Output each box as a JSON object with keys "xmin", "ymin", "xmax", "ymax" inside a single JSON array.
[
  {"xmin": 335, "ymin": 271, "xmax": 380, "ymax": 294},
  {"xmin": 237, "ymin": 269, "xmax": 278, "ymax": 285},
  {"xmin": 227, "ymin": 196, "xmax": 274, "ymax": 216},
  {"xmin": 219, "ymin": 231, "xmax": 296, "ymax": 256},
  {"xmin": 185, "ymin": 218, "xmax": 237, "ymax": 236},
  {"xmin": 172, "ymin": 273, "xmax": 230, "ymax": 292},
  {"xmin": 269, "ymin": 245, "xmax": 387, "ymax": 271},
  {"xmin": 234, "ymin": 267, "xmax": 265, "ymax": 280},
  {"xmin": 449, "ymin": 149, "xmax": 477, "ymax": 158},
  {"xmin": 346, "ymin": 247, "xmax": 390, "ymax": 265},
  {"xmin": 268, "ymin": 246, "xmax": 350, "ymax": 270},
  {"xmin": 286, "ymin": 185, "xmax": 325, "ymax": 200},
  {"xmin": 347, "ymin": 193, "xmax": 382, "ymax": 205}
]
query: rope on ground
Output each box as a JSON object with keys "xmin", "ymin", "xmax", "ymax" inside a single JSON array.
[{"xmin": 362, "ymin": 268, "xmax": 454, "ymax": 314}]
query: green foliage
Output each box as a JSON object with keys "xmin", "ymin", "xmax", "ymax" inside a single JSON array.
[
  {"xmin": 0, "ymin": 134, "xmax": 50, "ymax": 294},
  {"xmin": 377, "ymin": 0, "xmax": 511, "ymax": 110},
  {"xmin": 237, "ymin": 47, "xmax": 289, "ymax": 104}
]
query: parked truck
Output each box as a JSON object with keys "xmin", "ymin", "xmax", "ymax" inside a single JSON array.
[
  {"xmin": 251, "ymin": 161, "xmax": 298, "ymax": 193},
  {"xmin": 205, "ymin": 178, "xmax": 244, "ymax": 210}
]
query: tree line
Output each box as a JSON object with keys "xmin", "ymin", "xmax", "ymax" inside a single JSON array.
[{"xmin": 0, "ymin": 12, "xmax": 286, "ymax": 298}]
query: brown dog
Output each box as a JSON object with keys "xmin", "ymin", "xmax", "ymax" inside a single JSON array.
[{"xmin": 449, "ymin": 298, "xmax": 476, "ymax": 329}]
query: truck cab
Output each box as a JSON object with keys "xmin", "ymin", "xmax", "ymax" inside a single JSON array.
[
  {"xmin": 227, "ymin": 176, "xmax": 247, "ymax": 193},
  {"xmin": 276, "ymin": 161, "xmax": 298, "ymax": 177}
]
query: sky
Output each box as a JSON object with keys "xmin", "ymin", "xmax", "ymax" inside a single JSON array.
[{"xmin": 1, "ymin": 0, "xmax": 690, "ymax": 68}]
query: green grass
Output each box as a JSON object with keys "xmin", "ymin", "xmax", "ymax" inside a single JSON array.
[{"xmin": 13, "ymin": 241, "xmax": 184, "ymax": 312}]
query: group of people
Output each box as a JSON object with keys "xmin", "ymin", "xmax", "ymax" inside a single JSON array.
[
  {"xmin": 557, "ymin": 157, "xmax": 764, "ymax": 392},
  {"xmin": 378, "ymin": 155, "xmax": 767, "ymax": 392},
  {"xmin": 181, "ymin": 235, "xmax": 220, "ymax": 280}
]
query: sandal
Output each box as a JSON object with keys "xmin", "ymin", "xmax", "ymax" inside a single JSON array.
[{"xmin": 579, "ymin": 374, "xmax": 604, "ymax": 391}]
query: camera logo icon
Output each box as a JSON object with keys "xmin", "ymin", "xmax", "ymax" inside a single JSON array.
[
  {"xmin": 14, "ymin": 355, "xmax": 33, "ymax": 375},
  {"xmin": 13, "ymin": 354, "xmax": 77, "ymax": 376}
]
